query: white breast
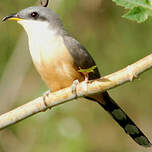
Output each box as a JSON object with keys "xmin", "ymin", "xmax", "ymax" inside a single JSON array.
[{"xmin": 18, "ymin": 20, "xmax": 63, "ymax": 65}]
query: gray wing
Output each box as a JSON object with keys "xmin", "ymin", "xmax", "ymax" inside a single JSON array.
[{"xmin": 63, "ymin": 35, "xmax": 100, "ymax": 80}]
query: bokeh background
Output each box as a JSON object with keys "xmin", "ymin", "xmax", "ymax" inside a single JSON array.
[{"xmin": 0, "ymin": 0, "xmax": 152, "ymax": 152}]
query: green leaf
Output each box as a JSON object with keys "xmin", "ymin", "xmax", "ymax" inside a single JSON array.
[
  {"xmin": 112, "ymin": 0, "xmax": 152, "ymax": 23},
  {"xmin": 78, "ymin": 66, "xmax": 97, "ymax": 74},
  {"xmin": 123, "ymin": 7, "xmax": 148, "ymax": 23}
]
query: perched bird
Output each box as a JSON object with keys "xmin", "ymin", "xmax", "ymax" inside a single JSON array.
[{"xmin": 2, "ymin": 0, "xmax": 151, "ymax": 147}]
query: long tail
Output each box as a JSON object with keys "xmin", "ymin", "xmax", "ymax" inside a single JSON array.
[{"xmin": 86, "ymin": 92, "xmax": 151, "ymax": 147}]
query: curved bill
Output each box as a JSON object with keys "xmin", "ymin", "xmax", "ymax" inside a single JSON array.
[{"xmin": 2, "ymin": 14, "xmax": 23, "ymax": 22}]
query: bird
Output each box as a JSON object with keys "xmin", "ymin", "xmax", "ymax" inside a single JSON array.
[{"xmin": 2, "ymin": 0, "xmax": 151, "ymax": 147}]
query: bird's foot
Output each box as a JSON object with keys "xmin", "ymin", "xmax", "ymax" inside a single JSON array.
[
  {"xmin": 126, "ymin": 65, "xmax": 138, "ymax": 81},
  {"xmin": 84, "ymin": 74, "xmax": 89, "ymax": 82},
  {"xmin": 72, "ymin": 80, "xmax": 79, "ymax": 98},
  {"xmin": 78, "ymin": 66, "xmax": 97, "ymax": 82},
  {"xmin": 42, "ymin": 90, "xmax": 51, "ymax": 111}
]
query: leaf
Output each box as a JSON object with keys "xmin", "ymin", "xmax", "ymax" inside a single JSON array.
[
  {"xmin": 78, "ymin": 66, "xmax": 97, "ymax": 74},
  {"xmin": 123, "ymin": 7, "xmax": 149, "ymax": 23},
  {"xmin": 112, "ymin": 0, "xmax": 152, "ymax": 23}
]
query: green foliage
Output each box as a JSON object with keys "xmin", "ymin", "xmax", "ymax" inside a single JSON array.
[
  {"xmin": 113, "ymin": 0, "xmax": 152, "ymax": 22},
  {"xmin": 78, "ymin": 66, "xmax": 97, "ymax": 74}
]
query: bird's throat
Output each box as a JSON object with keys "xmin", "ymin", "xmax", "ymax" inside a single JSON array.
[{"xmin": 18, "ymin": 19, "xmax": 60, "ymax": 64}]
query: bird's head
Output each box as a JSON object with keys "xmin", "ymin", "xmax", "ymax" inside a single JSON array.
[{"xmin": 2, "ymin": 6, "xmax": 65, "ymax": 36}]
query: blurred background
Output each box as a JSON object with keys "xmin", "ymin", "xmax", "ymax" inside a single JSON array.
[{"xmin": 0, "ymin": 0, "xmax": 152, "ymax": 152}]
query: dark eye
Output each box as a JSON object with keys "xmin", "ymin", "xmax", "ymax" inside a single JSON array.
[{"xmin": 31, "ymin": 12, "xmax": 39, "ymax": 18}]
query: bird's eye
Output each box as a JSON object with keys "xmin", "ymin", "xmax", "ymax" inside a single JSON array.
[{"xmin": 31, "ymin": 12, "xmax": 39, "ymax": 18}]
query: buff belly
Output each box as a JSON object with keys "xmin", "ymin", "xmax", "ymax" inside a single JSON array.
[{"xmin": 35, "ymin": 56, "xmax": 83, "ymax": 92}]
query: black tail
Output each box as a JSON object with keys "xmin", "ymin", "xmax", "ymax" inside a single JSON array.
[{"xmin": 86, "ymin": 92, "xmax": 152, "ymax": 147}]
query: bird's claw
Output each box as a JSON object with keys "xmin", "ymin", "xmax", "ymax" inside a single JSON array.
[
  {"xmin": 72, "ymin": 80, "xmax": 79, "ymax": 97},
  {"xmin": 126, "ymin": 65, "xmax": 138, "ymax": 81},
  {"xmin": 42, "ymin": 90, "xmax": 51, "ymax": 111}
]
